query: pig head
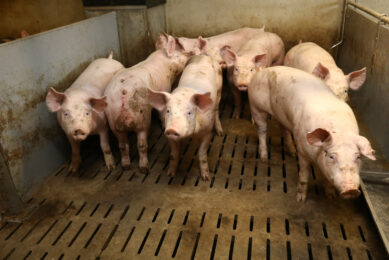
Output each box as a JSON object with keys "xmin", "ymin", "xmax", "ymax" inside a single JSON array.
[{"xmin": 307, "ymin": 128, "xmax": 375, "ymax": 199}]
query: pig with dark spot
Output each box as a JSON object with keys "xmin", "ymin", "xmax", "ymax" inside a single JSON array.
[
  {"xmin": 284, "ymin": 42, "xmax": 366, "ymax": 101},
  {"xmin": 46, "ymin": 53, "xmax": 124, "ymax": 172},
  {"xmin": 248, "ymin": 66, "xmax": 375, "ymax": 202},
  {"xmin": 220, "ymin": 30, "xmax": 284, "ymax": 118},
  {"xmin": 104, "ymin": 34, "xmax": 191, "ymax": 173},
  {"xmin": 148, "ymin": 55, "xmax": 223, "ymax": 180}
]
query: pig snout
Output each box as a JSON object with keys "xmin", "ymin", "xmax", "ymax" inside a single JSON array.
[
  {"xmin": 237, "ymin": 84, "xmax": 248, "ymax": 91},
  {"xmin": 73, "ymin": 129, "xmax": 88, "ymax": 141},
  {"xmin": 165, "ymin": 128, "xmax": 180, "ymax": 138},
  {"xmin": 339, "ymin": 188, "xmax": 361, "ymax": 199}
]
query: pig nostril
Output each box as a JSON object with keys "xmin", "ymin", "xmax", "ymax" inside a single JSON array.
[
  {"xmin": 340, "ymin": 189, "xmax": 361, "ymax": 199},
  {"xmin": 165, "ymin": 129, "xmax": 180, "ymax": 137}
]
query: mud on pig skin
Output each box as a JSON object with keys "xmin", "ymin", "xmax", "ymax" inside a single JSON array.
[
  {"xmin": 248, "ymin": 66, "xmax": 375, "ymax": 202},
  {"xmin": 46, "ymin": 53, "xmax": 124, "ymax": 173},
  {"xmin": 284, "ymin": 41, "xmax": 366, "ymax": 101},
  {"xmin": 104, "ymin": 33, "xmax": 192, "ymax": 173},
  {"xmin": 148, "ymin": 55, "xmax": 223, "ymax": 181},
  {"xmin": 220, "ymin": 30, "xmax": 285, "ymax": 119}
]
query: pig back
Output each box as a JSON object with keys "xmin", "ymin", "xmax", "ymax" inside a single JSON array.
[{"xmin": 68, "ymin": 58, "xmax": 124, "ymax": 95}]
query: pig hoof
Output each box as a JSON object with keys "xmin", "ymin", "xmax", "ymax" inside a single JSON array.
[
  {"xmin": 105, "ymin": 158, "xmax": 116, "ymax": 170},
  {"xmin": 139, "ymin": 166, "xmax": 149, "ymax": 174},
  {"xmin": 260, "ymin": 155, "xmax": 268, "ymax": 163},
  {"xmin": 232, "ymin": 113, "xmax": 240, "ymax": 119},
  {"xmin": 167, "ymin": 171, "xmax": 176, "ymax": 177},
  {"xmin": 201, "ymin": 173, "xmax": 210, "ymax": 181},
  {"xmin": 215, "ymin": 128, "xmax": 224, "ymax": 136},
  {"xmin": 296, "ymin": 192, "xmax": 307, "ymax": 202},
  {"xmin": 121, "ymin": 162, "xmax": 130, "ymax": 170}
]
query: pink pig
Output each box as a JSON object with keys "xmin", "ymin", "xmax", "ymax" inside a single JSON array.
[
  {"xmin": 220, "ymin": 31, "xmax": 285, "ymax": 118},
  {"xmin": 157, "ymin": 27, "xmax": 266, "ymax": 66},
  {"xmin": 104, "ymin": 34, "xmax": 191, "ymax": 172},
  {"xmin": 148, "ymin": 55, "xmax": 223, "ymax": 180},
  {"xmin": 248, "ymin": 66, "xmax": 375, "ymax": 202},
  {"xmin": 46, "ymin": 53, "xmax": 124, "ymax": 172},
  {"xmin": 284, "ymin": 41, "xmax": 366, "ymax": 101}
]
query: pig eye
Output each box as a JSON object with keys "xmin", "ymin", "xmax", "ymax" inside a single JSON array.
[
  {"xmin": 166, "ymin": 109, "xmax": 170, "ymax": 113},
  {"xmin": 187, "ymin": 111, "xmax": 192, "ymax": 116},
  {"xmin": 140, "ymin": 109, "xmax": 143, "ymax": 113},
  {"xmin": 234, "ymin": 67, "xmax": 238, "ymax": 72},
  {"xmin": 250, "ymin": 68, "xmax": 254, "ymax": 72},
  {"xmin": 64, "ymin": 112, "xmax": 69, "ymax": 117},
  {"xmin": 85, "ymin": 112, "xmax": 90, "ymax": 116},
  {"xmin": 344, "ymin": 90, "xmax": 348, "ymax": 93},
  {"xmin": 328, "ymin": 154, "xmax": 336, "ymax": 160},
  {"xmin": 356, "ymin": 154, "xmax": 361, "ymax": 160}
]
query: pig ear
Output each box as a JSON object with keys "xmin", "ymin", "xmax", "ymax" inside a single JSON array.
[
  {"xmin": 46, "ymin": 88, "xmax": 66, "ymax": 112},
  {"xmin": 346, "ymin": 67, "xmax": 366, "ymax": 90},
  {"xmin": 355, "ymin": 136, "xmax": 376, "ymax": 160},
  {"xmin": 191, "ymin": 92, "xmax": 213, "ymax": 112},
  {"xmin": 254, "ymin": 54, "xmax": 267, "ymax": 67},
  {"xmin": 306, "ymin": 128, "xmax": 332, "ymax": 146},
  {"xmin": 260, "ymin": 25, "xmax": 265, "ymax": 31},
  {"xmin": 147, "ymin": 88, "xmax": 170, "ymax": 111},
  {"xmin": 20, "ymin": 30, "xmax": 29, "ymax": 38},
  {"xmin": 198, "ymin": 36, "xmax": 207, "ymax": 51},
  {"xmin": 220, "ymin": 46, "xmax": 236, "ymax": 67},
  {"xmin": 174, "ymin": 37, "xmax": 185, "ymax": 52},
  {"xmin": 155, "ymin": 32, "xmax": 169, "ymax": 50},
  {"xmin": 164, "ymin": 35, "xmax": 178, "ymax": 57},
  {"xmin": 312, "ymin": 62, "xmax": 330, "ymax": 81},
  {"xmin": 90, "ymin": 96, "xmax": 107, "ymax": 112}
]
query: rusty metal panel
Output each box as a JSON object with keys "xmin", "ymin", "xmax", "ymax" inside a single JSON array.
[
  {"xmin": 0, "ymin": 12, "xmax": 120, "ymax": 199},
  {"xmin": 85, "ymin": 5, "xmax": 165, "ymax": 67},
  {"xmin": 166, "ymin": 0, "xmax": 343, "ymax": 50}
]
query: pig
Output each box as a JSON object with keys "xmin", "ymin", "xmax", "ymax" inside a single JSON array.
[
  {"xmin": 148, "ymin": 55, "xmax": 223, "ymax": 180},
  {"xmin": 248, "ymin": 66, "xmax": 375, "ymax": 202},
  {"xmin": 220, "ymin": 31, "xmax": 285, "ymax": 118},
  {"xmin": 46, "ymin": 53, "xmax": 124, "ymax": 172},
  {"xmin": 284, "ymin": 41, "xmax": 366, "ymax": 101},
  {"xmin": 157, "ymin": 27, "xmax": 266, "ymax": 66},
  {"xmin": 104, "ymin": 34, "xmax": 191, "ymax": 173}
]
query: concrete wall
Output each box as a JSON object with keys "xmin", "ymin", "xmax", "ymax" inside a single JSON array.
[
  {"xmin": 0, "ymin": 0, "xmax": 85, "ymax": 38},
  {"xmin": 85, "ymin": 4, "xmax": 166, "ymax": 67},
  {"xmin": 358, "ymin": 0, "xmax": 389, "ymax": 15},
  {"xmin": 165, "ymin": 0, "xmax": 344, "ymax": 50},
  {"xmin": 0, "ymin": 13, "xmax": 121, "ymax": 199},
  {"xmin": 337, "ymin": 8, "xmax": 389, "ymax": 160}
]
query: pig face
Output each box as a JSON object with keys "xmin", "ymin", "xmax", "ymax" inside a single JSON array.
[
  {"xmin": 221, "ymin": 46, "xmax": 267, "ymax": 91},
  {"xmin": 147, "ymin": 89, "xmax": 213, "ymax": 140},
  {"xmin": 312, "ymin": 63, "xmax": 366, "ymax": 101},
  {"xmin": 46, "ymin": 88, "xmax": 107, "ymax": 141},
  {"xmin": 307, "ymin": 128, "xmax": 376, "ymax": 199}
]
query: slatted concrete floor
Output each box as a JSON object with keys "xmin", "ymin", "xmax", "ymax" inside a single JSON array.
[{"xmin": 0, "ymin": 98, "xmax": 386, "ymax": 259}]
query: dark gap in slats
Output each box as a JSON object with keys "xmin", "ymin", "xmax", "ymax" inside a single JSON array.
[
  {"xmin": 172, "ymin": 231, "xmax": 183, "ymax": 258},
  {"xmin": 267, "ymin": 218, "xmax": 270, "ymax": 233},
  {"xmin": 103, "ymin": 169, "xmax": 113, "ymax": 180},
  {"xmin": 155, "ymin": 173, "xmax": 161, "ymax": 184},
  {"xmin": 24, "ymin": 250, "xmax": 32, "ymax": 260},
  {"xmin": 90, "ymin": 203, "xmax": 100, "ymax": 217},
  {"xmin": 366, "ymin": 249, "xmax": 372, "ymax": 260},
  {"xmin": 286, "ymin": 241, "xmax": 292, "ymax": 260},
  {"xmin": 21, "ymin": 219, "xmax": 43, "ymax": 242},
  {"xmin": 84, "ymin": 223, "xmax": 102, "ymax": 248},
  {"xmin": 253, "ymin": 180, "xmax": 256, "ymax": 191},
  {"xmin": 155, "ymin": 229, "xmax": 167, "ymax": 256},
  {"xmin": 68, "ymin": 222, "xmax": 87, "ymax": 247},
  {"xmin": 314, "ymin": 184, "xmax": 319, "ymax": 195},
  {"xmin": 128, "ymin": 172, "xmax": 136, "ymax": 182},
  {"xmin": 254, "ymin": 165, "xmax": 258, "ymax": 176},
  {"xmin": 229, "ymin": 235, "xmax": 235, "ymax": 260},
  {"xmin": 346, "ymin": 247, "xmax": 353, "ymax": 260},
  {"xmin": 101, "ymin": 224, "xmax": 118, "ymax": 251},
  {"xmin": 327, "ymin": 245, "xmax": 333, "ymax": 260},
  {"xmin": 40, "ymin": 252, "xmax": 48, "ymax": 260},
  {"xmin": 225, "ymin": 177, "xmax": 229, "ymax": 189},
  {"xmin": 233, "ymin": 214, "xmax": 238, "ymax": 230},
  {"xmin": 247, "ymin": 237, "xmax": 252, "ymax": 260},
  {"xmin": 241, "ymin": 164, "xmax": 245, "ymax": 175},
  {"xmin": 311, "ymin": 166, "xmax": 316, "ymax": 180},
  {"xmin": 58, "ymin": 253, "xmax": 64, "ymax": 260},
  {"xmin": 340, "ymin": 223, "xmax": 347, "ymax": 240},
  {"xmin": 267, "ymin": 180, "xmax": 271, "ymax": 192},
  {"xmin": 307, "ymin": 243, "xmax": 313, "ymax": 260},
  {"xmin": 52, "ymin": 221, "xmax": 72, "ymax": 245},
  {"xmin": 228, "ymin": 161, "xmax": 232, "ymax": 174},
  {"xmin": 210, "ymin": 176, "xmax": 215, "ymax": 188},
  {"xmin": 137, "ymin": 228, "xmax": 151, "ymax": 254},
  {"xmin": 191, "ymin": 232, "xmax": 200, "ymax": 260},
  {"xmin": 183, "ymin": 211, "xmax": 190, "ymax": 225},
  {"xmin": 322, "ymin": 223, "xmax": 328, "ymax": 238},
  {"xmin": 37, "ymin": 219, "xmax": 58, "ymax": 244},
  {"xmin": 75, "ymin": 202, "xmax": 87, "ymax": 216},
  {"xmin": 210, "ymin": 234, "xmax": 218, "ymax": 260},
  {"xmin": 121, "ymin": 226, "xmax": 135, "ymax": 252},
  {"xmin": 217, "ymin": 213, "xmax": 222, "ymax": 228},
  {"xmin": 267, "ymin": 166, "xmax": 271, "ymax": 177},
  {"xmin": 39, "ymin": 198, "xmax": 47, "ymax": 205},
  {"xmin": 239, "ymin": 179, "xmax": 242, "ymax": 190},
  {"xmin": 137, "ymin": 207, "xmax": 146, "ymax": 221},
  {"xmin": 250, "ymin": 216, "xmax": 254, "ymax": 231},
  {"xmin": 282, "ymin": 164, "xmax": 286, "ymax": 178},
  {"xmin": 120, "ymin": 205, "xmax": 130, "ymax": 221},
  {"xmin": 283, "ymin": 182, "xmax": 287, "ymax": 193},
  {"xmin": 266, "ymin": 239, "xmax": 270, "ymax": 260},
  {"xmin": 181, "ymin": 175, "xmax": 187, "ymax": 185},
  {"xmin": 5, "ymin": 222, "xmax": 23, "ymax": 240},
  {"xmin": 200, "ymin": 212, "xmax": 206, "ymax": 227},
  {"xmin": 142, "ymin": 173, "xmax": 148, "ymax": 183},
  {"xmin": 194, "ymin": 176, "xmax": 200, "ymax": 186},
  {"xmin": 305, "ymin": 222, "xmax": 310, "ymax": 236},
  {"xmin": 168, "ymin": 209, "xmax": 175, "ymax": 224},
  {"xmin": 358, "ymin": 226, "xmax": 366, "ymax": 242},
  {"xmin": 104, "ymin": 204, "xmax": 114, "ymax": 218},
  {"xmin": 4, "ymin": 247, "xmax": 15, "ymax": 260},
  {"xmin": 285, "ymin": 219, "xmax": 290, "ymax": 235},
  {"xmin": 187, "ymin": 158, "xmax": 194, "ymax": 172},
  {"xmin": 152, "ymin": 208, "xmax": 160, "ymax": 222},
  {"xmin": 168, "ymin": 177, "xmax": 174, "ymax": 185}
]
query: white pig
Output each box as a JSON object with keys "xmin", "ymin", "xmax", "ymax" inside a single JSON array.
[
  {"xmin": 284, "ymin": 41, "xmax": 366, "ymax": 101},
  {"xmin": 46, "ymin": 53, "xmax": 124, "ymax": 172},
  {"xmin": 104, "ymin": 34, "xmax": 191, "ymax": 173},
  {"xmin": 220, "ymin": 31, "xmax": 285, "ymax": 118},
  {"xmin": 248, "ymin": 66, "xmax": 375, "ymax": 202},
  {"xmin": 148, "ymin": 55, "xmax": 223, "ymax": 180},
  {"xmin": 157, "ymin": 27, "xmax": 266, "ymax": 66}
]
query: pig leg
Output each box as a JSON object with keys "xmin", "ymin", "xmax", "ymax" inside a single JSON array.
[
  {"xmin": 214, "ymin": 91, "xmax": 223, "ymax": 136},
  {"xmin": 198, "ymin": 133, "xmax": 212, "ymax": 181},
  {"xmin": 283, "ymin": 128, "xmax": 296, "ymax": 158},
  {"xmin": 68, "ymin": 137, "xmax": 81, "ymax": 173},
  {"xmin": 323, "ymin": 178, "xmax": 337, "ymax": 199},
  {"xmin": 252, "ymin": 110, "xmax": 268, "ymax": 162},
  {"xmin": 116, "ymin": 131, "xmax": 131, "ymax": 169},
  {"xmin": 137, "ymin": 130, "xmax": 149, "ymax": 174},
  {"xmin": 296, "ymin": 154, "xmax": 310, "ymax": 202},
  {"xmin": 99, "ymin": 130, "xmax": 115, "ymax": 170},
  {"xmin": 231, "ymin": 85, "xmax": 242, "ymax": 119},
  {"xmin": 167, "ymin": 139, "xmax": 180, "ymax": 177}
]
